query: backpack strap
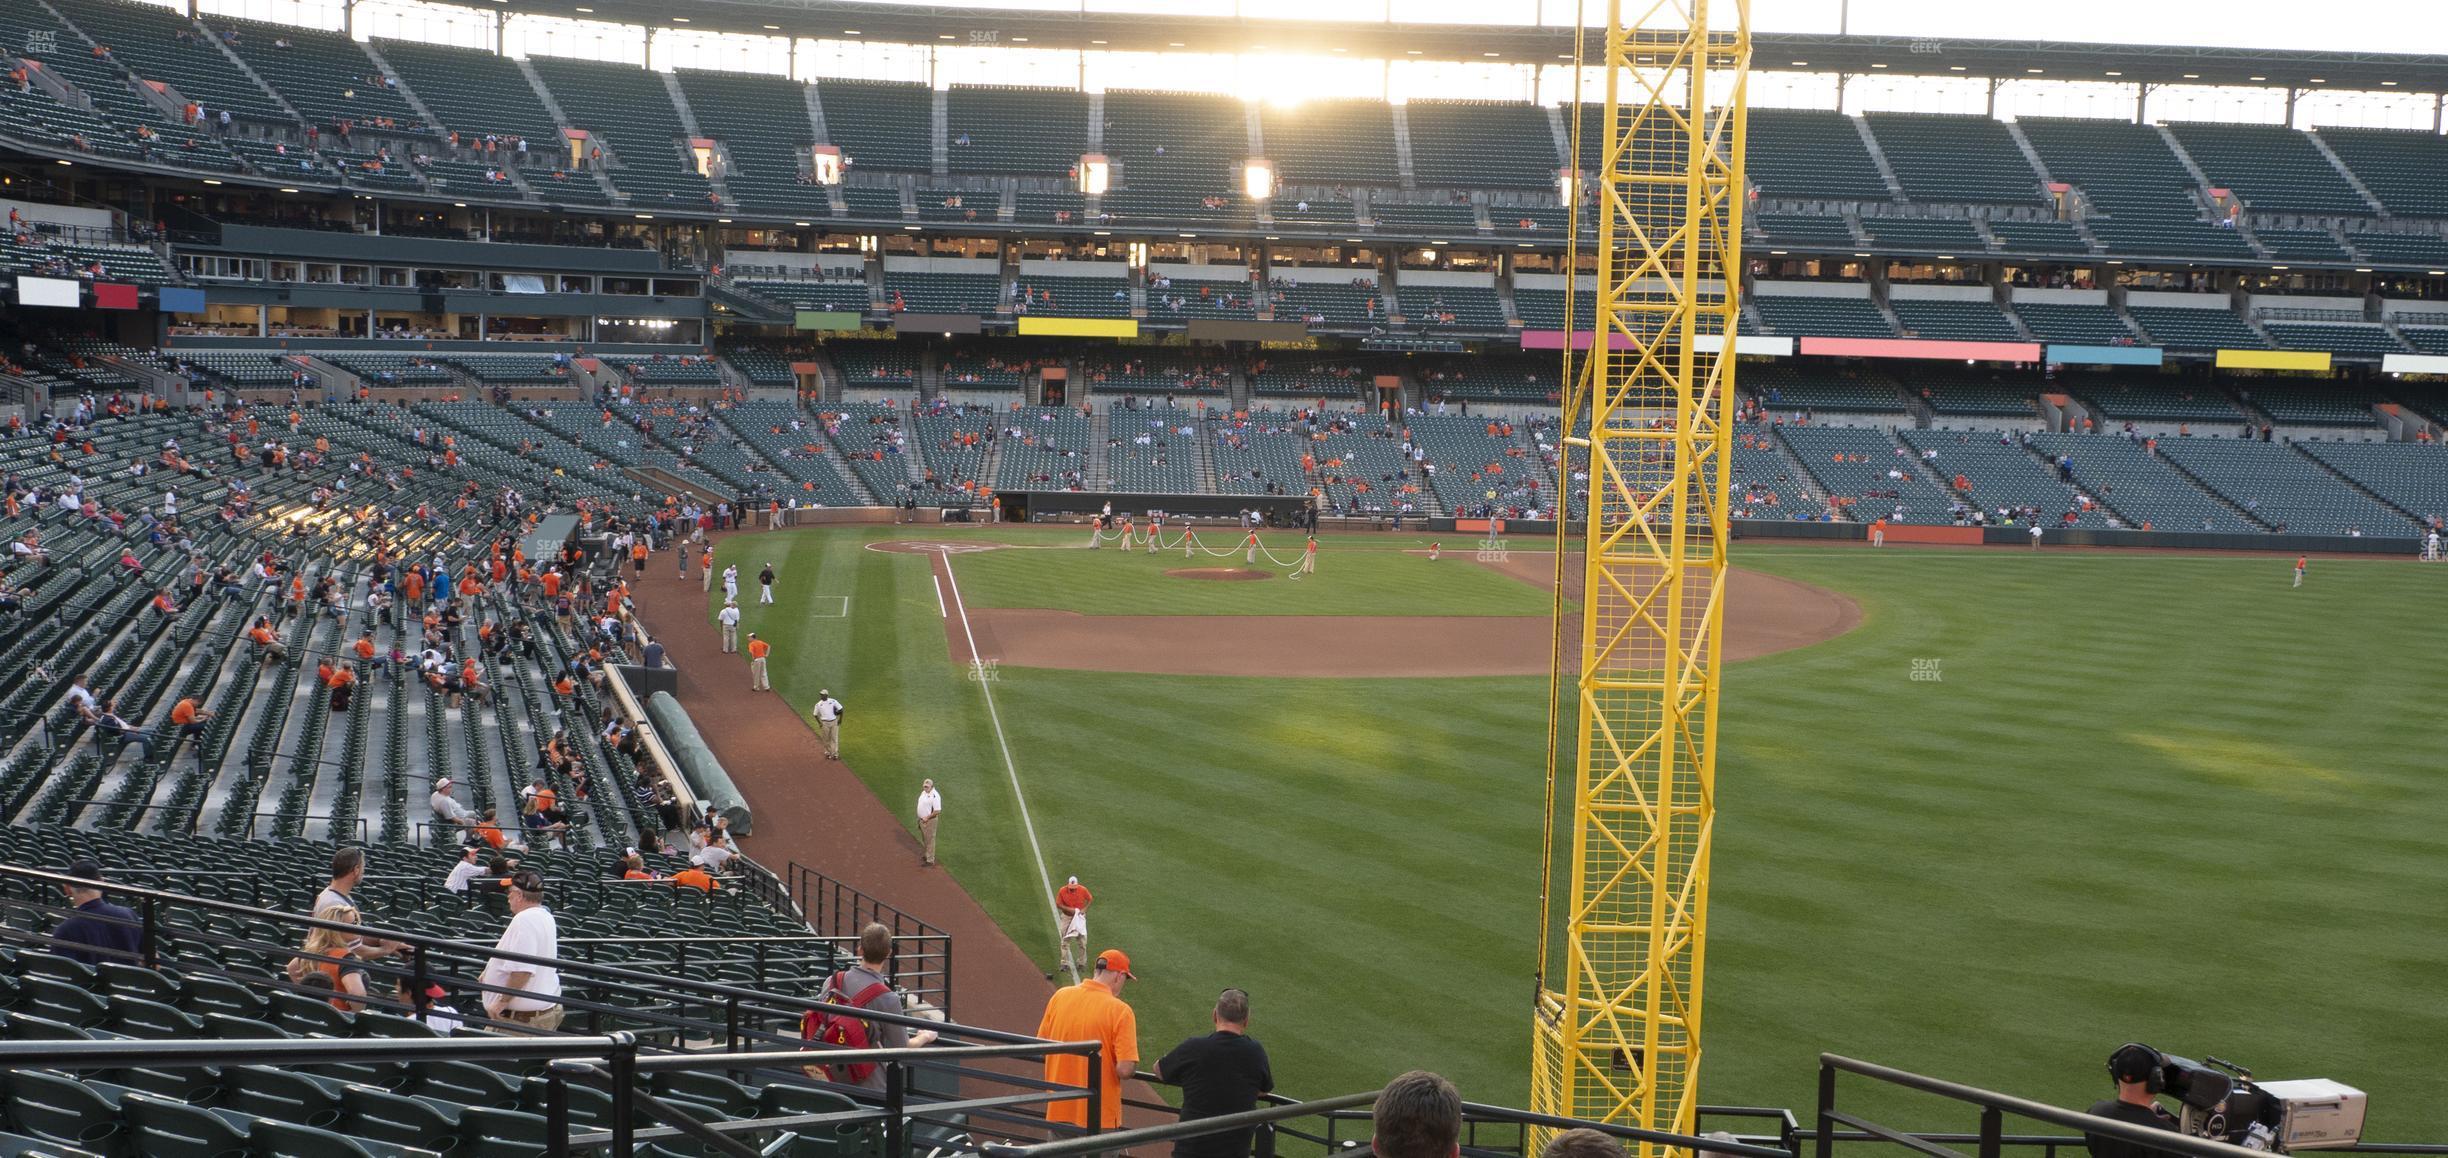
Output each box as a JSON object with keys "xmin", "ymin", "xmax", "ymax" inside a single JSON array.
[{"xmin": 846, "ymin": 981, "xmax": 892, "ymax": 1010}]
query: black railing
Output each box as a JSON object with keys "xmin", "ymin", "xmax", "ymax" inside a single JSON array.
[
  {"xmin": 789, "ymin": 860, "xmax": 953, "ymax": 1011},
  {"xmin": 1815, "ymin": 1054, "xmax": 2439, "ymax": 1158}
]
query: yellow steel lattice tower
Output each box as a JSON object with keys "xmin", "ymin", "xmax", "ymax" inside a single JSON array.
[{"xmin": 1532, "ymin": 0, "xmax": 1748, "ymax": 1150}]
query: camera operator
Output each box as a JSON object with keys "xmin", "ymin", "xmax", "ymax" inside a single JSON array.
[{"xmin": 2087, "ymin": 1044, "xmax": 2181, "ymax": 1158}]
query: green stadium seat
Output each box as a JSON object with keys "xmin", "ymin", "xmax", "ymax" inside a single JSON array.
[
  {"xmin": 118, "ymin": 1091, "xmax": 253, "ymax": 1158},
  {"xmin": 2, "ymin": 1071, "xmax": 126, "ymax": 1153}
]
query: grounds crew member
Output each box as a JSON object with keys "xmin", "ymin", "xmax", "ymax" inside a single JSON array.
[
  {"xmin": 746, "ymin": 633, "xmax": 771, "ymax": 691},
  {"xmin": 1055, "ymin": 875, "xmax": 1092, "ymax": 977},
  {"xmin": 812, "ymin": 689, "xmax": 844, "ymax": 760}
]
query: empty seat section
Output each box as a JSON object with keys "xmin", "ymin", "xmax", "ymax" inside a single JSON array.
[
  {"xmin": 1369, "ymin": 200, "xmax": 1481, "ymax": 238},
  {"xmin": 2156, "ymin": 438, "xmax": 2409, "ymax": 536},
  {"xmin": 1743, "ymin": 109, "xmax": 1889, "ymax": 201},
  {"xmin": 2012, "ymin": 301, "xmax": 2132, "ymax": 345},
  {"xmin": 1744, "ymin": 362, "xmax": 1905, "ymax": 414},
  {"xmin": 2164, "ymin": 121, "xmax": 2370, "ymax": 215},
  {"xmin": 1102, "ymin": 89, "xmax": 1248, "ymax": 227},
  {"xmin": 1405, "ymin": 100, "xmax": 1559, "ymax": 189},
  {"xmin": 838, "ymin": 184, "xmax": 904, "ymax": 222},
  {"xmin": 676, "ymin": 69, "xmax": 831, "ymax": 217},
  {"xmin": 2238, "ymin": 380, "xmax": 2381, "ymax": 426},
  {"xmin": 2261, "ymin": 322, "xmax": 2403, "ymax": 357},
  {"xmin": 1861, "ymin": 113, "xmax": 2043, "ymax": 204},
  {"xmin": 1753, "ymin": 213, "xmax": 1853, "ymax": 248},
  {"xmin": 881, "ymin": 271, "xmax": 999, "ymax": 315},
  {"xmin": 1987, "ymin": 219, "xmax": 2090, "ymax": 255},
  {"xmin": 1105, "ymin": 406, "xmax": 1202, "ymax": 493},
  {"xmin": 209, "ymin": 16, "xmax": 419, "ymax": 133},
  {"xmin": 1409, "ymin": 354, "xmax": 1555, "ymax": 404},
  {"xmin": 1260, "ymin": 99, "xmax": 1399, "ymax": 187},
  {"xmin": 1891, "ymin": 298, "xmax": 2017, "ymax": 342},
  {"xmin": 2027, "ymin": 432, "xmax": 2250, "ymax": 531},
  {"xmin": 54, "ymin": 0, "xmax": 282, "ymax": 121},
  {"xmin": 2253, "ymin": 228, "xmax": 2352, "ymax": 262},
  {"xmin": 823, "ymin": 341, "xmax": 918, "ymax": 389},
  {"xmin": 1855, "ymin": 217, "xmax": 1985, "ymax": 252},
  {"xmin": 1511, "ymin": 286, "xmax": 1592, "ymax": 332},
  {"xmin": 2066, "ymin": 374, "xmax": 2243, "ymax": 424},
  {"xmin": 1750, "ymin": 295, "xmax": 1892, "ymax": 339},
  {"xmin": 946, "ymin": 85, "xmax": 1084, "ymax": 176},
  {"xmin": 2018, "ymin": 117, "xmax": 2250, "ymax": 259},
  {"xmin": 1014, "ymin": 190, "xmax": 1084, "ymax": 225},
  {"xmin": 915, "ymin": 187, "xmax": 989, "ymax": 224},
  {"xmin": 1908, "ymin": 369, "xmax": 2037, "ymax": 419},
  {"xmin": 2128, "ymin": 304, "xmax": 2266, "ymax": 350},
  {"xmin": 2344, "ymin": 231, "xmax": 2448, "ymax": 266},
  {"xmin": 734, "ymin": 276, "xmax": 871, "ymax": 314},
  {"xmin": 2296, "ymin": 441, "xmax": 2448, "ymax": 526},
  {"xmin": 814, "ymin": 79, "xmax": 931, "ymax": 172},
  {"xmin": 1248, "ymin": 357, "xmax": 1371, "ymax": 403},
  {"xmin": 373, "ymin": 39, "xmax": 558, "ymax": 147},
  {"xmin": 527, "ymin": 57, "xmax": 709, "ymax": 205},
  {"xmin": 2317, "ymin": 127, "xmax": 2448, "ymax": 218},
  {"xmin": 1270, "ymin": 195, "xmax": 1355, "ymax": 230},
  {"xmin": 1271, "ymin": 273, "xmax": 1381, "ymax": 329}
]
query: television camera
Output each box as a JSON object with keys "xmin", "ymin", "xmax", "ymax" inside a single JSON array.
[{"xmin": 2109, "ymin": 1045, "xmax": 2366, "ymax": 1152}]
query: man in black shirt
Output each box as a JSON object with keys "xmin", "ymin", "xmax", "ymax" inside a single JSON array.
[
  {"xmin": 50, "ymin": 859, "xmax": 143, "ymax": 967},
  {"xmin": 2086, "ymin": 1044, "xmax": 2181, "ymax": 1158},
  {"xmin": 1155, "ymin": 988, "xmax": 1274, "ymax": 1158}
]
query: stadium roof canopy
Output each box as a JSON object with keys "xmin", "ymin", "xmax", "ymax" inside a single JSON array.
[{"xmin": 526, "ymin": 0, "xmax": 2448, "ymax": 93}]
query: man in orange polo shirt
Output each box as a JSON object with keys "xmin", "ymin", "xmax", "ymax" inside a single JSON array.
[
  {"xmin": 745, "ymin": 633, "xmax": 770, "ymax": 691},
  {"xmin": 1036, "ymin": 949, "xmax": 1138, "ymax": 1131}
]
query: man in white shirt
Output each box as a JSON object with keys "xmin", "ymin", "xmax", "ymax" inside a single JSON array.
[
  {"xmin": 721, "ymin": 565, "xmax": 739, "ymax": 603},
  {"xmin": 480, "ymin": 871, "xmax": 561, "ymax": 1030},
  {"xmin": 430, "ymin": 776, "xmax": 472, "ymax": 840},
  {"xmin": 915, "ymin": 778, "xmax": 943, "ymax": 867},
  {"xmin": 62, "ymin": 676, "xmax": 99, "ymax": 722},
  {"xmin": 693, "ymin": 840, "xmax": 734, "ymax": 873},
  {"xmin": 443, "ymin": 845, "xmax": 485, "ymax": 893},
  {"xmin": 717, "ymin": 599, "xmax": 741, "ymax": 653},
  {"xmin": 811, "ymin": 690, "xmax": 844, "ymax": 761}
]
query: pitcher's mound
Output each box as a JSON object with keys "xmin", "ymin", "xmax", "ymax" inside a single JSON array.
[{"xmin": 1168, "ymin": 567, "xmax": 1273, "ymax": 581}]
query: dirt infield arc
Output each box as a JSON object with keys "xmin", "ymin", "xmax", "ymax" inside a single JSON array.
[{"xmin": 922, "ymin": 546, "xmax": 1861, "ymax": 678}]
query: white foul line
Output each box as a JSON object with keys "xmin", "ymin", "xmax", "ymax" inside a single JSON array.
[
  {"xmin": 931, "ymin": 575, "xmax": 947, "ymax": 619},
  {"xmin": 934, "ymin": 548, "xmax": 1065, "ymax": 970}
]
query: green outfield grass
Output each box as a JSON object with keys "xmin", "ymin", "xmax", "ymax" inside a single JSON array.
[
  {"xmin": 950, "ymin": 537, "xmax": 1558, "ymax": 617},
  {"xmin": 721, "ymin": 531, "xmax": 2447, "ymax": 1138}
]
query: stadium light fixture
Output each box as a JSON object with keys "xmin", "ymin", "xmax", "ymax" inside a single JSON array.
[
  {"xmin": 672, "ymin": 16, "xmax": 687, "ymax": 21},
  {"xmin": 203, "ymin": 178, "xmax": 222, "ymax": 185},
  {"xmin": 763, "ymin": 24, "xmax": 778, "ymax": 29},
  {"xmin": 795, "ymin": 221, "xmax": 812, "ymax": 227},
  {"xmin": 843, "ymin": 30, "xmax": 860, "ymax": 35},
  {"xmin": 1012, "ymin": 36, "xmax": 1028, "ymax": 42},
  {"xmin": 636, "ymin": 214, "xmax": 653, "ymax": 219},
  {"xmin": 2026, "ymin": 68, "xmax": 2043, "ymax": 74},
  {"xmin": 2250, "ymin": 75, "xmax": 2267, "ymax": 81},
  {"xmin": 1407, "ymin": 49, "xmax": 1422, "ymax": 55},
  {"xmin": 717, "ymin": 218, "xmax": 731, "ymax": 223},
  {"xmin": 811, "ymin": 145, "xmax": 843, "ymax": 184},
  {"xmin": 2105, "ymin": 71, "xmax": 2122, "ymax": 77},
  {"xmin": 573, "ymin": 6, "xmax": 589, "ymax": 11},
  {"xmin": 453, "ymin": 202, "xmax": 466, "ymax": 207},
  {"xmin": 2381, "ymin": 80, "xmax": 2397, "ymax": 85},
  {"xmin": 1243, "ymin": 159, "xmax": 1275, "ymax": 200},
  {"xmin": 1949, "ymin": 65, "xmax": 1965, "ymax": 71},
  {"xmin": 1091, "ymin": 39, "xmax": 1106, "ymax": 44},
  {"xmin": 1870, "ymin": 62, "xmax": 1887, "ymax": 68},
  {"xmin": 280, "ymin": 187, "xmax": 298, "ymax": 193},
  {"xmin": 1557, "ymin": 168, "xmax": 1579, "ymax": 206},
  {"xmin": 2183, "ymin": 73, "xmax": 2200, "ymax": 79},
  {"xmin": 1790, "ymin": 60, "xmax": 1807, "ymax": 66},
  {"xmin": 1172, "ymin": 42, "xmax": 1186, "ymax": 48}
]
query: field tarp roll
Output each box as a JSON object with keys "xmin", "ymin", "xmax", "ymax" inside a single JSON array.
[{"xmin": 647, "ymin": 691, "xmax": 752, "ymax": 835}]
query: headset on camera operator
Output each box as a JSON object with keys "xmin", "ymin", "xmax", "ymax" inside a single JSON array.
[{"xmin": 2087, "ymin": 1044, "xmax": 2183, "ymax": 1158}]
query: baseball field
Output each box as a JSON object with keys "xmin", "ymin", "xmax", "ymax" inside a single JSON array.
[{"xmin": 691, "ymin": 528, "xmax": 2447, "ymax": 1138}]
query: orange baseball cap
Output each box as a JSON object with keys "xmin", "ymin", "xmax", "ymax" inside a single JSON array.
[{"xmin": 1095, "ymin": 949, "xmax": 1136, "ymax": 979}]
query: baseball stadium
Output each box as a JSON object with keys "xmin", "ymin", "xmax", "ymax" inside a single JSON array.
[{"xmin": 0, "ymin": 0, "xmax": 2440, "ymax": 1156}]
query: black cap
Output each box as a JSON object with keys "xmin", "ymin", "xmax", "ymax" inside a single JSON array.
[{"xmin": 63, "ymin": 859, "xmax": 102, "ymax": 884}]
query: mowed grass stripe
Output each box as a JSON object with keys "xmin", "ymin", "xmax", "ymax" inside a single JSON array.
[{"xmin": 730, "ymin": 533, "xmax": 2446, "ymax": 1136}]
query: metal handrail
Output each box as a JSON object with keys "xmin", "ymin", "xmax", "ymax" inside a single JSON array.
[
  {"xmin": 982, "ymin": 1089, "xmax": 1386, "ymax": 1158},
  {"xmin": 0, "ymin": 862, "xmax": 1011, "ymax": 1043},
  {"xmin": 1817, "ymin": 1054, "xmax": 2276, "ymax": 1158}
]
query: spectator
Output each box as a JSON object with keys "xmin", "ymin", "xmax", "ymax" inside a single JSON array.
[
  {"xmin": 1036, "ymin": 949, "xmax": 1139, "ymax": 1131},
  {"xmin": 398, "ymin": 974, "xmax": 462, "ymax": 1035},
  {"xmin": 285, "ymin": 904, "xmax": 371, "ymax": 1012},
  {"xmin": 829, "ymin": 922, "xmax": 911, "ymax": 1090},
  {"xmin": 479, "ymin": 870, "xmax": 562, "ymax": 1030},
  {"xmin": 318, "ymin": 848, "xmax": 401, "ymax": 961},
  {"xmin": 1155, "ymin": 988, "xmax": 1274, "ymax": 1158},
  {"xmin": 1540, "ymin": 1131, "xmax": 1627, "ymax": 1158},
  {"xmin": 430, "ymin": 776, "xmax": 473, "ymax": 840},
  {"xmin": 91, "ymin": 697, "xmax": 148, "ymax": 757},
  {"xmin": 443, "ymin": 844, "xmax": 486, "ymax": 894},
  {"xmin": 49, "ymin": 859, "xmax": 141, "ymax": 966},
  {"xmin": 1372, "ymin": 1071, "xmax": 1462, "ymax": 1158},
  {"xmin": 170, "ymin": 695, "xmax": 213, "ymax": 748}
]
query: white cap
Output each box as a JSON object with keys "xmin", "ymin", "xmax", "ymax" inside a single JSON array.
[
  {"xmin": 1067, "ymin": 875, "xmax": 1079, "ymax": 885},
  {"xmin": 435, "ymin": 777, "xmax": 453, "ymax": 789}
]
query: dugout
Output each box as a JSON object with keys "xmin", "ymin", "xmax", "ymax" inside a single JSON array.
[{"xmin": 1001, "ymin": 490, "xmax": 1317, "ymax": 527}]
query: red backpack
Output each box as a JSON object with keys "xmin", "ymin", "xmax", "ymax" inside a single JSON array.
[{"xmin": 801, "ymin": 971, "xmax": 893, "ymax": 1084}]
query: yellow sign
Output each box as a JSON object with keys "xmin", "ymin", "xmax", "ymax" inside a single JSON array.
[
  {"xmin": 2215, "ymin": 349, "xmax": 2331, "ymax": 372},
  {"xmin": 1016, "ymin": 317, "xmax": 1137, "ymax": 338}
]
